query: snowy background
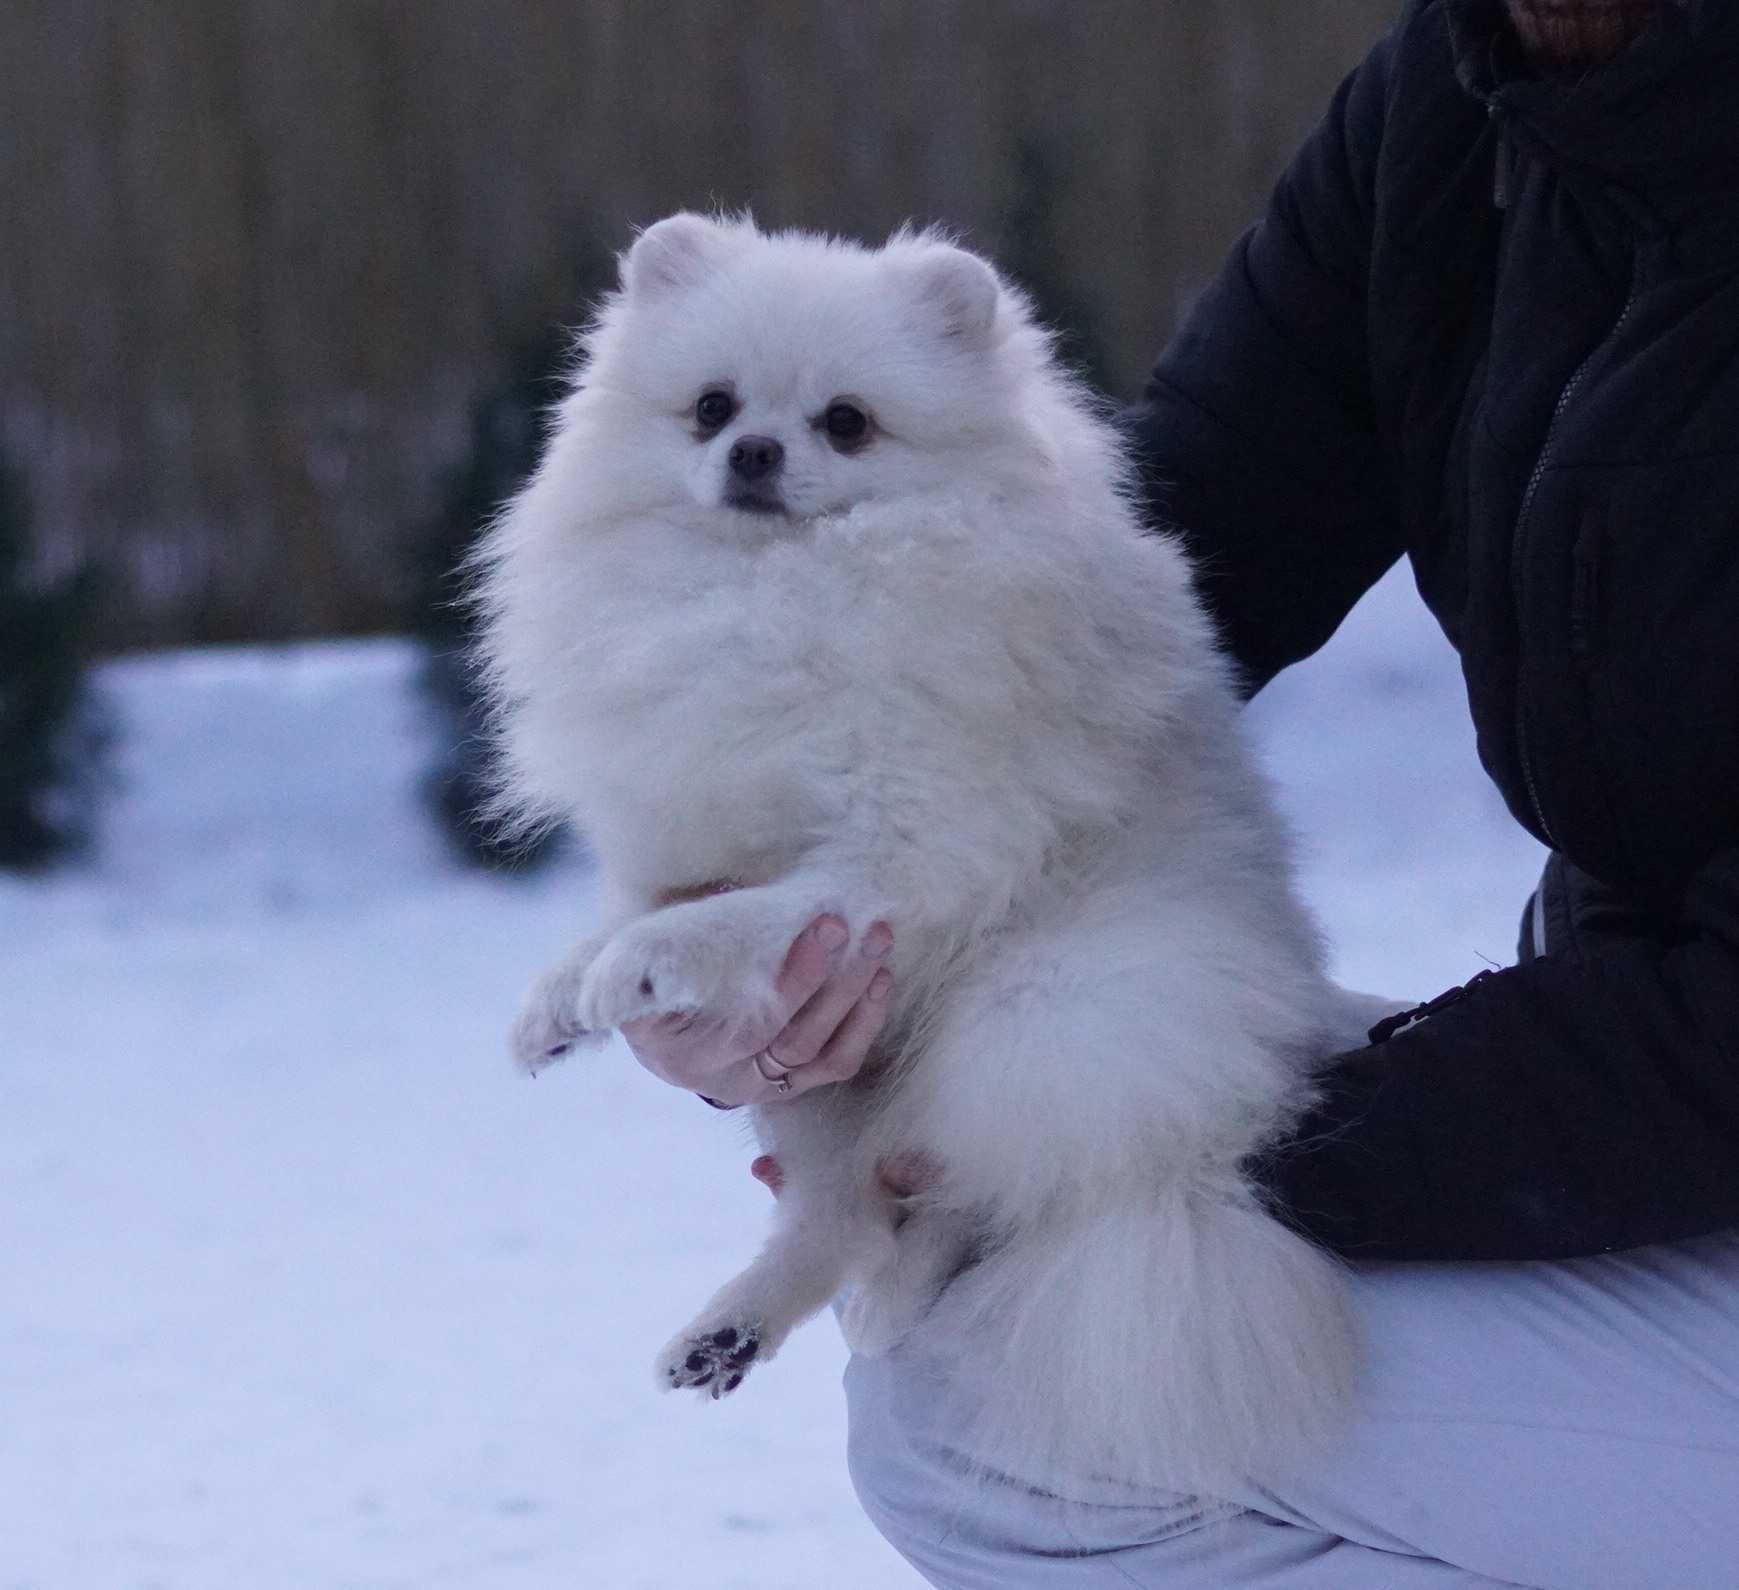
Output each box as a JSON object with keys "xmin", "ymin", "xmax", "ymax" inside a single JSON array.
[{"xmin": 0, "ymin": 566, "xmax": 1544, "ymax": 1590}]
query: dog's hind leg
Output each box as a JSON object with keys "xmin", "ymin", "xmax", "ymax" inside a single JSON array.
[
  {"xmin": 838, "ymin": 1206, "xmax": 976, "ymax": 1357},
  {"xmin": 657, "ymin": 1160, "xmax": 893, "ymax": 1400}
]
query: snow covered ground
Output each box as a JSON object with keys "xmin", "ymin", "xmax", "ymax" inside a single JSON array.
[{"xmin": 0, "ymin": 566, "xmax": 1543, "ymax": 1589}]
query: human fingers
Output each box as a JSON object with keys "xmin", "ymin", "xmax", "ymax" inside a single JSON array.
[
  {"xmin": 765, "ymin": 922, "xmax": 893, "ymax": 1071},
  {"xmin": 619, "ymin": 914, "xmax": 849, "ymax": 1090},
  {"xmin": 779, "ymin": 967, "xmax": 894, "ymax": 1093},
  {"xmin": 709, "ymin": 913, "xmax": 861, "ymax": 1104},
  {"xmin": 772, "ymin": 915, "xmax": 852, "ymax": 1016},
  {"xmin": 624, "ymin": 916, "xmax": 867, "ymax": 1106}
]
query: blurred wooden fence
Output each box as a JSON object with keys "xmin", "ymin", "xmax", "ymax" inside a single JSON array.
[{"xmin": 0, "ymin": 0, "xmax": 1395, "ymax": 649}]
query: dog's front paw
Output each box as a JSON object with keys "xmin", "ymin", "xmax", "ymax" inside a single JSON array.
[
  {"xmin": 574, "ymin": 910, "xmax": 784, "ymax": 1032},
  {"xmin": 657, "ymin": 1323, "xmax": 763, "ymax": 1401},
  {"xmin": 511, "ymin": 949, "xmax": 609, "ymax": 1074},
  {"xmin": 512, "ymin": 1003, "xmax": 587, "ymax": 1076},
  {"xmin": 573, "ymin": 927, "xmax": 708, "ymax": 1032}
]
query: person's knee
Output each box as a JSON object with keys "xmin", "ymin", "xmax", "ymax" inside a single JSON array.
[
  {"xmin": 846, "ymin": 1347, "xmax": 1241, "ymax": 1584},
  {"xmin": 846, "ymin": 1346, "xmax": 1057, "ymax": 1580},
  {"xmin": 843, "ymin": 1351, "xmax": 944, "ymax": 1557}
]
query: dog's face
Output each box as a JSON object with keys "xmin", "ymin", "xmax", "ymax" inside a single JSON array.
[{"xmin": 577, "ymin": 214, "xmax": 1028, "ymax": 525}]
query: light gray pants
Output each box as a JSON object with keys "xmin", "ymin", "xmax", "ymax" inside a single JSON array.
[{"xmin": 846, "ymin": 1231, "xmax": 1739, "ymax": 1589}]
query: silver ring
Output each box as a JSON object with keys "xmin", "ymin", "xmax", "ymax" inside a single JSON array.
[{"xmin": 752, "ymin": 1047, "xmax": 794, "ymax": 1094}]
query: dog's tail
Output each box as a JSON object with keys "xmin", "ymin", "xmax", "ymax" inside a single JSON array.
[{"xmin": 932, "ymin": 1181, "xmax": 1355, "ymax": 1494}]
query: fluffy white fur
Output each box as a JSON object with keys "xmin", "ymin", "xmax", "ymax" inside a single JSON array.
[{"xmin": 476, "ymin": 213, "xmax": 1375, "ymax": 1492}]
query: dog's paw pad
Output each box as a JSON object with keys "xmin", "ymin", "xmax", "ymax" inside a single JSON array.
[{"xmin": 660, "ymin": 1324, "xmax": 761, "ymax": 1400}]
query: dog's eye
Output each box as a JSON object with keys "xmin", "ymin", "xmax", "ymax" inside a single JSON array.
[
  {"xmin": 821, "ymin": 401, "xmax": 870, "ymax": 451},
  {"xmin": 695, "ymin": 390, "xmax": 736, "ymax": 432}
]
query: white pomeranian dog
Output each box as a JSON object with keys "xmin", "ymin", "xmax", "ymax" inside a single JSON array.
[{"xmin": 476, "ymin": 213, "xmax": 1378, "ymax": 1492}]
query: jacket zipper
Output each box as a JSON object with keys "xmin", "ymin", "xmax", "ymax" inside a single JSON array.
[{"xmin": 1508, "ymin": 269, "xmax": 1639, "ymax": 852}]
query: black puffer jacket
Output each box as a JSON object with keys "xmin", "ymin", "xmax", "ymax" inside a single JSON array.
[{"xmin": 1128, "ymin": 0, "xmax": 1739, "ymax": 1260}]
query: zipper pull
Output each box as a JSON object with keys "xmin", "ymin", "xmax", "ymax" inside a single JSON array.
[{"xmin": 1367, "ymin": 970, "xmax": 1501, "ymax": 1045}]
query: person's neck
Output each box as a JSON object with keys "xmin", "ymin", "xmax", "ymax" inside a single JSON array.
[{"xmin": 1504, "ymin": 0, "xmax": 1672, "ymax": 72}]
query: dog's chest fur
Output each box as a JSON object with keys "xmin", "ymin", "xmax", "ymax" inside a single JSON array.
[{"xmin": 511, "ymin": 490, "xmax": 1196, "ymax": 911}]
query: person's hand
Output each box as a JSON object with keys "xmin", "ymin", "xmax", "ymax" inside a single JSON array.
[{"xmin": 622, "ymin": 914, "xmax": 894, "ymax": 1107}]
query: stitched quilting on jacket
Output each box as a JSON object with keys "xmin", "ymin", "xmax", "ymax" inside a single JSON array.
[{"xmin": 1126, "ymin": 0, "xmax": 1739, "ymax": 1260}]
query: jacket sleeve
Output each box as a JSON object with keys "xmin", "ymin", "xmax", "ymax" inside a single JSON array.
[
  {"xmin": 1124, "ymin": 29, "xmax": 1403, "ymax": 696},
  {"xmin": 1262, "ymin": 845, "xmax": 1739, "ymax": 1261}
]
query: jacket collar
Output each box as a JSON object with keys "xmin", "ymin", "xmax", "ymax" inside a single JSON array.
[{"xmin": 1444, "ymin": 0, "xmax": 1739, "ymax": 267}]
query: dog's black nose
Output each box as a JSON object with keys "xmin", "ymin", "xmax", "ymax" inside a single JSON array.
[{"xmin": 728, "ymin": 435, "xmax": 784, "ymax": 483}]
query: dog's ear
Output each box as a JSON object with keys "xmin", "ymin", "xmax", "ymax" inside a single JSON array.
[
  {"xmin": 621, "ymin": 213, "xmax": 737, "ymax": 299},
  {"xmin": 900, "ymin": 243, "xmax": 1001, "ymax": 349}
]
